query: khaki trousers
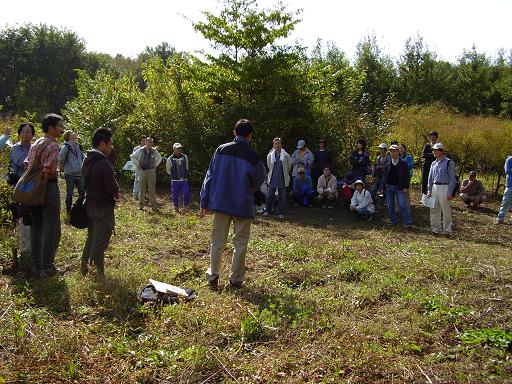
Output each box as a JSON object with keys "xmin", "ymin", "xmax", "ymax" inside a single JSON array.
[
  {"xmin": 206, "ymin": 212, "xmax": 252, "ymax": 285},
  {"xmin": 139, "ymin": 169, "xmax": 156, "ymax": 208},
  {"xmin": 430, "ymin": 184, "xmax": 452, "ymax": 234}
]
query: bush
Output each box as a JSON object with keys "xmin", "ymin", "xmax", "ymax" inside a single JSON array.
[{"xmin": 0, "ymin": 180, "xmax": 13, "ymax": 225}]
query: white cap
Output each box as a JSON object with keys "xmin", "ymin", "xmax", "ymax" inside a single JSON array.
[
  {"xmin": 297, "ymin": 140, "xmax": 305, "ymax": 149},
  {"xmin": 389, "ymin": 144, "xmax": 399, "ymax": 150},
  {"xmin": 354, "ymin": 179, "xmax": 365, "ymax": 186},
  {"xmin": 378, "ymin": 143, "xmax": 388, "ymax": 149},
  {"xmin": 432, "ymin": 143, "xmax": 444, "ymax": 150},
  {"xmin": 173, "ymin": 143, "xmax": 182, "ymax": 149}
]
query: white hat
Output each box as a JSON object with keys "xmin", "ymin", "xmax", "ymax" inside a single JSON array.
[
  {"xmin": 389, "ymin": 144, "xmax": 399, "ymax": 150},
  {"xmin": 378, "ymin": 143, "xmax": 388, "ymax": 149},
  {"xmin": 297, "ymin": 140, "xmax": 305, "ymax": 149},
  {"xmin": 354, "ymin": 179, "xmax": 365, "ymax": 186},
  {"xmin": 432, "ymin": 143, "xmax": 444, "ymax": 150},
  {"xmin": 173, "ymin": 143, "xmax": 183, "ymax": 149}
]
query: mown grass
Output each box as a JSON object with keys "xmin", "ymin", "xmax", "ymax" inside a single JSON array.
[{"xmin": 0, "ymin": 181, "xmax": 511, "ymax": 383}]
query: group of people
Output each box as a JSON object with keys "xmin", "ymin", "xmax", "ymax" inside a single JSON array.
[{"xmin": 1, "ymin": 117, "xmax": 510, "ymax": 288}]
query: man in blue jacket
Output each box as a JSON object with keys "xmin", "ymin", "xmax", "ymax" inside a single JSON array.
[{"xmin": 200, "ymin": 119, "xmax": 266, "ymax": 289}]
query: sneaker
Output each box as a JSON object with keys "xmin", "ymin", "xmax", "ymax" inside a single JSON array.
[
  {"xmin": 495, "ymin": 220, "xmax": 504, "ymax": 225},
  {"xmin": 277, "ymin": 214, "xmax": 285, "ymax": 219},
  {"xmin": 262, "ymin": 211, "xmax": 270, "ymax": 217}
]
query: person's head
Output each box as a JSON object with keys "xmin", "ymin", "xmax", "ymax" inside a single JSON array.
[
  {"xmin": 297, "ymin": 139, "xmax": 306, "ymax": 150},
  {"xmin": 318, "ymin": 139, "xmax": 326, "ymax": 150},
  {"xmin": 272, "ymin": 137, "xmax": 282, "ymax": 151},
  {"xmin": 469, "ymin": 170, "xmax": 477, "ymax": 181},
  {"xmin": 297, "ymin": 167, "xmax": 306, "ymax": 180},
  {"xmin": 432, "ymin": 142, "xmax": 445, "ymax": 159},
  {"xmin": 145, "ymin": 137, "xmax": 153, "ymax": 149},
  {"xmin": 323, "ymin": 167, "xmax": 332, "ymax": 177},
  {"xmin": 92, "ymin": 128, "xmax": 113, "ymax": 156},
  {"xmin": 63, "ymin": 130, "xmax": 77, "ymax": 143},
  {"xmin": 430, "ymin": 131, "xmax": 438, "ymax": 143},
  {"xmin": 139, "ymin": 135, "xmax": 146, "ymax": 147},
  {"xmin": 390, "ymin": 140, "xmax": 399, "ymax": 146},
  {"xmin": 399, "ymin": 143, "xmax": 407, "ymax": 155},
  {"xmin": 378, "ymin": 143, "xmax": 387, "ymax": 155},
  {"xmin": 354, "ymin": 180, "xmax": 364, "ymax": 192},
  {"xmin": 356, "ymin": 138, "xmax": 366, "ymax": 151},
  {"xmin": 234, "ymin": 119, "xmax": 253, "ymax": 141},
  {"xmin": 173, "ymin": 142, "xmax": 183, "ymax": 155},
  {"xmin": 389, "ymin": 144, "xmax": 399, "ymax": 159},
  {"xmin": 42, "ymin": 113, "xmax": 63, "ymax": 138},
  {"xmin": 18, "ymin": 123, "xmax": 35, "ymax": 144}
]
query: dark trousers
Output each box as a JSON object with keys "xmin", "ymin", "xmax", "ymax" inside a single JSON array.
[
  {"xmin": 64, "ymin": 173, "xmax": 85, "ymax": 212},
  {"xmin": 421, "ymin": 163, "xmax": 432, "ymax": 195},
  {"xmin": 82, "ymin": 205, "xmax": 115, "ymax": 274},
  {"xmin": 30, "ymin": 182, "xmax": 61, "ymax": 271}
]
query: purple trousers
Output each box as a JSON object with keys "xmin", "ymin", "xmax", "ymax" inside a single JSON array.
[{"xmin": 171, "ymin": 180, "xmax": 190, "ymax": 208}]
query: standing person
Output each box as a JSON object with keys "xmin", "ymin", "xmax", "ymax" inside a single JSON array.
[
  {"xmin": 313, "ymin": 139, "xmax": 333, "ymax": 183},
  {"xmin": 427, "ymin": 143, "xmax": 456, "ymax": 236},
  {"xmin": 399, "ymin": 143, "xmax": 414, "ymax": 206},
  {"xmin": 24, "ymin": 113, "xmax": 64, "ymax": 277},
  {"xmin": 59, "ymin": 130, "xmax": 85, "ymax": 214},
  {"xmin": 291, "ymin": 139, "xmax": 314, "ymax": 179},
  {"xmin": 131, "ymin": 137, "xmax": 161, "ymax": 211},
  {"xmin": 421, "ymin": 131, "xmax": 438, "ymax": 195},
  {"xmin": 496, "ymin": 155, "xmax": 512, "ymax": 224},
  {"xmin": 131, "ymin": 135, "xmax": 146, "ymax": 199},
  {"xmin": 460, "ymin": 171, "xmax": 486, "ymax": 207},
  {"xmin": 0, "ymin": 127, "xmax": 11, "ymax": 150},
  {"xmin": 317, "ymin": 167, "xmax": 338, "ymax": 208},
  {"xmin": 10, "ymin": 123, "xmax": 35, "ymax": 260},
  {"xmin": 166, "ymin": 142, "xmax": 190, "ymax": 212},
  {"xmin": 349, "ymin": 138, "xmax": 371, "ymax": 182},
  {"xmin": 200, "ymin": 119, "xmax": 266, "ymax": 289},
  {"xmin": 81, "ymin": 128, "xmax": 119, "ymax": 277},
  {"xmin": 380, "ymin": 144, "xmax": 412, "ymax": 227},
  {"xmin": 264, "ymin": 137, "xmax": 291, "ymax": 219},
  {"xmin": 371, "ymin": 143, "xmax": 391, "ymax": 199}
]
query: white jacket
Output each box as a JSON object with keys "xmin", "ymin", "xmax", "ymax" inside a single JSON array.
[
  {"xmin": 317, "ymin": 174, "xmax": 338, "ymax": 197},
  {"xmin": 267, "ymin": 149, "xmax": 292, "ymax": 187},
  {"xmin": 350, "ymin": 189, "xmax": 375, "ymax": 213}
]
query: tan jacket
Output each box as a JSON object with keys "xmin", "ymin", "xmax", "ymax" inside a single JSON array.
[{"xmin": 317, "ymin": 174, "xmax": 338, "ymax": 197}]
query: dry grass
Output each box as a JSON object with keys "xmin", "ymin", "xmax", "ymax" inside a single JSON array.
[{"xmin": 0, "ymin": 181, "xmax": 511, "ymax": 383}]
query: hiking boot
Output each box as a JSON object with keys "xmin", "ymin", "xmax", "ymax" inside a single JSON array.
[{"xmin": 208, "ymin": 277, "xmax": 219, "ymax": 290}]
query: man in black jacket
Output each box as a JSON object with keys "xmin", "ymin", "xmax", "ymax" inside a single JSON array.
[
  {"xmin": 81, "ymin": 128, "xmax": 119, "ymax": 277},
  {"xmin": 380, "ymin": 144, "xmax": 412, "ymax": 226}
]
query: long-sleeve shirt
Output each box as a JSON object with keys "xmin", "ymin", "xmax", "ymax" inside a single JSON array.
[
  {"xmin": 0, "ymin": 135, "xmax": 9, "ymax": 151},
  {"xmin": 293, "ymin": 175, "xmax": 313, "ymax": 195},
  {"xmin": 350, "ymin": 189, "xmax": 374, "ymax": 211},
  {"xmin": 460, "ymin": 179, "xmax": 485, "ymax": 196},
  {"xmin": 427, "ymin": 156, "xmax": 456, "ymax": 195},
  {"xmin": 505, "ymin": 156, "xmax": 512, "ymax": 188},
  {"xmin": 291, "ymin": 148, "xmax": 314, "ymax": 177},
  {"xmin": 130, "ymin": 147, "xmax": 162, "ymax": 171},
  {"xmin": 317, "ymin": 174, "xmax": 338, "ymax": 197},
  {"xmin": 10, "ymin": 142, "xmax": 31, "ymax": 177},
  {"xmin": 401, "ymin": 153, "xmax": 414, "ymax": 177}
]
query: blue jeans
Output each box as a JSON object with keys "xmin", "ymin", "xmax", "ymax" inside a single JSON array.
[
  {"xmin": 64, "ymin": 173, "xmax": 85, "ymax": 212},
  {"xmin": 497, "ymin": 187, "xmax": 512, "ymax": 222},
  {"xmin": 356, "ymin": 206, "xmax": 373, "ymax": 218},
  {"xmin": 385, "ymin": 185, "xmax": 412, "ymax": 225},
  {"xmin": 266, "ymin": 186, "xmax": 286, "ymax": 215}
]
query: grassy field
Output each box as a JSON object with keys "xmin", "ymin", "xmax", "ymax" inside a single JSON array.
[{"xmin": 0, "ymin": 181, "xmax": 511, "ymax": 383}]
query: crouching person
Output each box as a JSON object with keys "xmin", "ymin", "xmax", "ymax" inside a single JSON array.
[
  {"xmin": 460, "ymin": 170, "xmax": 486, "ymax": 207},
  {"xmin": 81, "ymin": 128, "xmax": 119, "ymax": 278},
  {"xmin": 290, "ymin": 167, "xmax": 316, "ymax": 207},
  {"xmin": 350, "ymin": 180, "xmax": 375, "ymax": 219},
  {"xmin": 317, "ymin": 167, "xmax": 337, "ymax": 208}
]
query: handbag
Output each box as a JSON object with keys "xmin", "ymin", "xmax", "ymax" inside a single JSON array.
[
  {"xmin": 12, "ymin": 140, "xmax": 51, "ymax": 206},
  {"xmin": 69, "ymin": 195, "xmax": 88, "ymax": 229}
]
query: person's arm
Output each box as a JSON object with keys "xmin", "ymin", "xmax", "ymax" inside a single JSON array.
[
  {"xmin": 0, "ymin": 127, "xmax": 10, "ymax": 150},
  {"xmin": 165, "ymin": 156, "xmax": 172, "ymax": 175},
  {"xmin": 350, "ymin": 192, "xmax": 357, "ymax": 209},
  {"xmin": 317, "ymin": 176, "xmax": 324, "ymax": 194},
  {"xmin": 460, "ymin": 179, "xmax": 470, "ymax": 193},
  {"xmin": 506, "ymin": 157, "xmax": 512, "ymax": 177},
  {"xmin": 447, "ymin": 160, "xmax": 456, "ymax": 199},
  {"xmin": 402, "ymin": 162, "xmax": 410, "ymax": 190},
  {"xmin": 130, "ymin": 148, "xmax": 141, "ymax": 170},
  {"xmin": 285, "ymin": 154, "xmax": 292, "ymax": 173},
  {"xmin": 59, "ymin": 144, "xmax": 68, "ymax": 170},
  {"xmin": 477, "ymin": 180, "xmax": 485, "ymax": 195},
  {"xmin": 427, "ymin": 163, "xmax": 434, "ymax": 196},
  {"xmin": 293, "ymin": 177, "xmax": 300, "ymax": 194},
  {"xmin": 154, "ymin": 149, "xmax": 162, "ymax": 167},
  {"xmin": 103, "ymin": 161, "xmax": 120, "ymax": 200}
]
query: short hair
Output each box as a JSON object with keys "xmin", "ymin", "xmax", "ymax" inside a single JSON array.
[
  {"xmin": 139, "ymin": 135, "xmax": 146, "ymax": 141},
  {"xmin": 430, "ymin": 131, "xmax": 438, "ymax": 138},
  {"xmin": 63, "ymin": 130, "xmax": 74, "ymax": 142},
  {"xmin": 41, "ymin": 113, "xmax": 62, "ymax": 133},
  {"xmin": 356, "ymin": 138, "xmax": 367, "ymax": 149},
  {"xmin": 18, "ymin": 122, "xmax": 35, "ymax": 136},
  {"xmin": 272, "ymin": 137, "xmax": 281, "ymax": 143},
  {"xmin": 399, "ymin": 143, "xmax": 407, "ymax": 151},
  {"xmin": 390, "ymin": 140, "xmax": 399, "ymax": 145},
  {"xmin": 234, "ymin": 119, "xmax": 253, "ymax": 137},
  {"xmin": 92, "ymin": 127, "xmax": 112, "ymax": 148}
]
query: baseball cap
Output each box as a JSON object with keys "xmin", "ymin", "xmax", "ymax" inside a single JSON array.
[
  {"xmin": 378, "ymin": 143, "xmax": 388, "ymax": 149},
  {"xmin": 432, "ymin": 143, "xmax": 444, "ymax": 150},
  {"xmin": 173, "ymin": 143, "xmax": 182, "ymax": 149},
  {"xmin": 297, "ymin": 140, "xmax": 305, "ymax": 149},
  {"xmin": 389, "ymin": 144, "xmax": 399, "ymax": 150},
  {"xmin": 354, "ymin": 179, "xmax": 365, "ymax": 186}
]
